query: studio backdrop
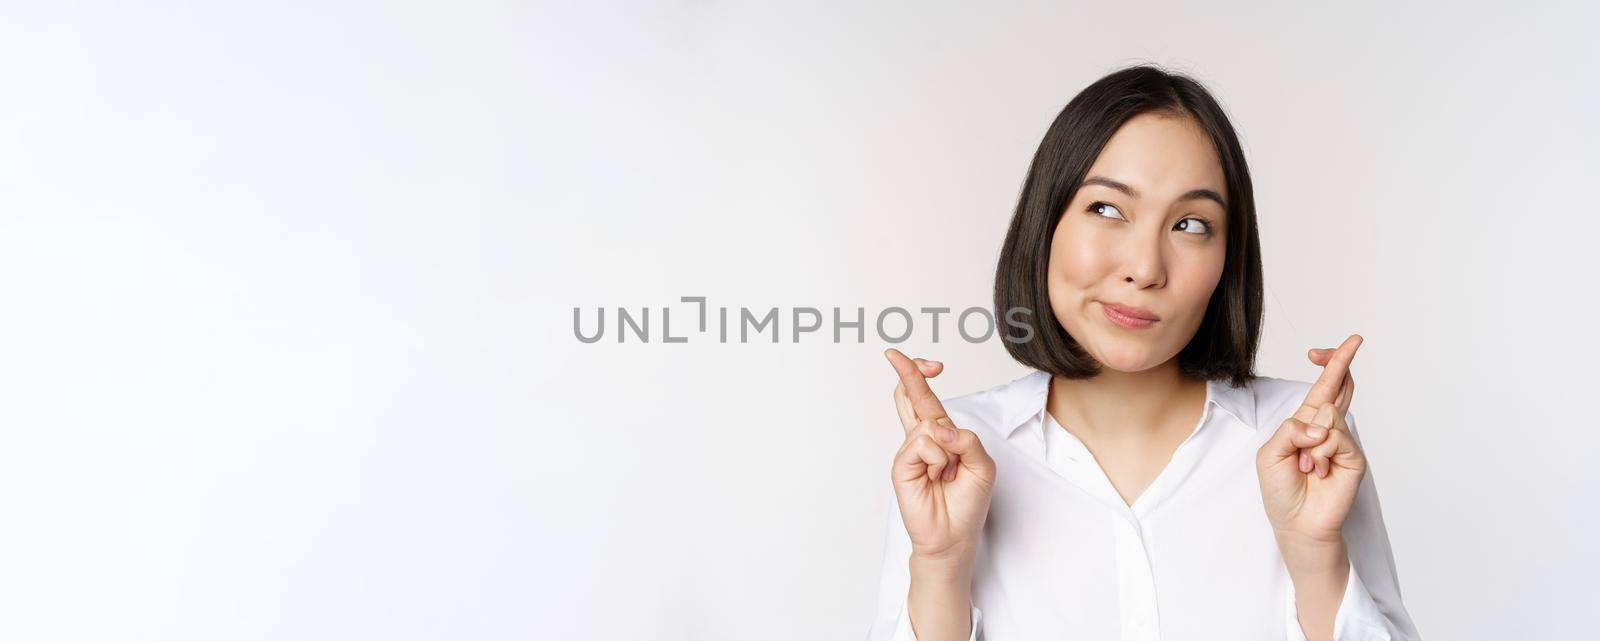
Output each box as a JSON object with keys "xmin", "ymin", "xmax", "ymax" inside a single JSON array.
[{"xmin": 1, "ymin": 2, "xmax": 1597, "ymax": 640}]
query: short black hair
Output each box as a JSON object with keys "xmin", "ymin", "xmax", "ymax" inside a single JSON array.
[{"xmin": 993, "ymin": 64, "xmax": 1263, "ymax": 388}]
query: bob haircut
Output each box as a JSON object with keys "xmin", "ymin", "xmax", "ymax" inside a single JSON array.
[{"xmin": 993, "ymin": 64, "xmax": 1263, "ymax": 388}]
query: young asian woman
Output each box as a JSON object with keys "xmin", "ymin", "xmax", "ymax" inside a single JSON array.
[{"xmin": 866, "ymin": 65, "xmax": 1420, "ymax": 641}]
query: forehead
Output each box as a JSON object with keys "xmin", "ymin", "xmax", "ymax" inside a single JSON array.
[{"xmin": 1087, "ymin": 112, "xmax": 1226, "ymax": 201}]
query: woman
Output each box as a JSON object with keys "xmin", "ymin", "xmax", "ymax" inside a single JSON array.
[{"xmin": 866, "ymin": 66, "xmax": 1419, "ymax": 641}]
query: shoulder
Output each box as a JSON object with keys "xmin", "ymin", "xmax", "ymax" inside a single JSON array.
[
  {"xmin": 1248, "ymin": 375, "xmax": 1315, "ymax": 414},
  {"xmin": 1245, "ymin": 374, "xmax": 1359, "ymax": 428},
  {"xmin": 938, "ymin": 369, "xmax": 1050, "ymax": 437}
]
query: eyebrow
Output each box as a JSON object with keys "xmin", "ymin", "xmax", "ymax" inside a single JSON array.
[{"xmin": 1081, "ymin": 175, "xmax": 1228, "ymax": 210}]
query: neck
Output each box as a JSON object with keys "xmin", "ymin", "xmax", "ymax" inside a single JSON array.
[{"xmin": 1047, "ymin": 359, "xmax": 1205, "ymax": 437}]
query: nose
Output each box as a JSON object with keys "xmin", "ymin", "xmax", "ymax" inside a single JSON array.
[{"xmin": 1121, "ymin": 229, "xmax": 1167, "ymax": 289}]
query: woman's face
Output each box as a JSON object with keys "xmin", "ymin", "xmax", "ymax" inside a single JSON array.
[{"xmin": 1046, "ymin": 112, "xmax": 1229, "ymax": 374}]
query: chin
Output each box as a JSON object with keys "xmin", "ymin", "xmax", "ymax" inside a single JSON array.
[
  {"xmin": 1097, "ymin": 356, "xmax": 1164, "ymax": 374},
  {"xmin": 1088, "ymin": 335, "xmax": 1167, "ymax": 373}
]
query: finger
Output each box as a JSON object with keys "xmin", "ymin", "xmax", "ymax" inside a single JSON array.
[
  {"xmin": 1260, "ymin": 417, "xmax": 1332, "ymax": 460},
  {"xmin": 1326, "ymin": 404, "xmax": 1354, "ymax": 441},
  {"xmin": 1305, "ymin": 346, "xmax": 1344, "ymax": 412},
  {"xmin": 899, "ymin": 431, "xmax": 950, "ymax": 485},
  {"xmin": 924, "ymin": 422, "xmax": 996, "ymax": 484},
  {"xmin": 1307, "ymin": 405, "xmax": 1338, "ymax": 477},
  {"xmin": 1310, "ymin": 404, "xmax": 1336, "ymax": 430},
  {"xmin": 941, "ymin": 426, "xmax": 996, "ymax": 478},
  {"xmin": 911, "ymin": 420, "xmax": 961, "ymax": 481},
  {"xmin": 895, "ymin": 357, "xmax": 947, "ymax": 434},
  {"xmin": 893, "ymin": 382, "xmax": 917, "ymax": 433},
  {"xmin": 940, "ymin": 421, "xmax": 961, "ymax": 482},
  {"xmin": 934, "ymin": 419, "xmax": 961, "ymax": 482},
  {"xmin": 1308, "ymin": 335, "xmax": 1360, "ymax": 403},
  {"xmin": 886, "ymin": 348, "xmax": 949, "ymax": 424},
  {"xmin": 893, "ymin": 429, "xmax": 939, "ymax": 479},
  {"xmin": 1333, "ymin": 369, "xmax": 1354, "ymax": 417},
  {"xmin": 896, "ymin": 357, "xmax": 945, "ymax": 430},
  {"xmin": 1308, "ymin": 427, "xmax": 1358, "ymax": 478},
  {"xmin": 1296, "ymin": 334, "xmax": 1362, "ymax": 422}
]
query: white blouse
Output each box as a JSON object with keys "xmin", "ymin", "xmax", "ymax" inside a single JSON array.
[{"xmin": 866, "ymin": 370, "xmax": 1420, "ymax": 641}]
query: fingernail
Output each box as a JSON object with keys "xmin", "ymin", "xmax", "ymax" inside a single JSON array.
[
  {"xmin": 926, "ymin": 360, "xmax": 941, "ymax": 367},
  {"xmin": 1307, "ymin": 425, "xmax": 1326, "ymax": 439},
  {"xmin": 1299, "ymin": 452, "xmax": 1311, "ymax": 473},
  {"xmin": 939, "ymin": 426, "xmax": 956, "ymax": 443}
]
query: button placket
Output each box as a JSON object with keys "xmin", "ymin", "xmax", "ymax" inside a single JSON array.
[{"xmin": 1114, "ymin": 513, "xmax": 1162, "ymax": 641}]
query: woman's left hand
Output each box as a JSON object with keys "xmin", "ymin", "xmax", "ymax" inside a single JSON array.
[{"xmin": 1256, "ymin": 334, "xmax": 1367, "ymax": 546}]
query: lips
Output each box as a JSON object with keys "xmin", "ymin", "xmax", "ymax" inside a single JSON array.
[{"xmin": 1102, "ymin": 302, "xmax": 1160, "ymax": 322}]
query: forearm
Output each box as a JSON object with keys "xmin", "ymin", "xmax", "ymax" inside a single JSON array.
[
  {"xmin": 1278, "ymin": 533, "xmax": 1351, "ymax": 641},
  {"xmin": 906, "ymin": 553, "xmax": 974, "ymax": 641}
]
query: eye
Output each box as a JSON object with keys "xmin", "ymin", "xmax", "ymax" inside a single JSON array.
[
  {"xmin": 1175, "ymin": 217, "xmax": 1212, "ymax": 236},
  {"xmin": 1088, "ymin": 201, "xmax": 1126, "ymax": 221}
]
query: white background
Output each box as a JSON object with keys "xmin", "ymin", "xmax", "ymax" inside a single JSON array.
[{"xmin": 2, "ymin": 2, "xmax": 1597, "ymax": 639}]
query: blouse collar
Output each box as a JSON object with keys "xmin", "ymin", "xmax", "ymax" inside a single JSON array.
[{"xmin": 996, "ymin": 369, "xmax": 1259, "ymax": 438}]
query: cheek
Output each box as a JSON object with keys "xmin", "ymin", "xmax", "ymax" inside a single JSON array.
[
  {"xmin": 1045, "ymin": 221, "xmax": 1115, "ymax": 329},
  {"xmin": 1171, "ymin": 248, "xmax": 1228, "ymax": 318},
  {"xmin": 1048, "ymin": 221, "xmax": 1114, "ymax": 285}
]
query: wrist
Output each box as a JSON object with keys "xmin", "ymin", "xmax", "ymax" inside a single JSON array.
[
  {"xmin": 906, "ymin": 555, "xmax": 975, "ymax": 641},
  {"xmin": 909, "ymin": 547, "xmax": 975, "ymax": 584},
  {"xmin": 1274, "ymin": 531, "xmax": 1349, "ymax": 579}
]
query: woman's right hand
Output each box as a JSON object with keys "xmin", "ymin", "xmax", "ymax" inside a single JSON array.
[{"xmin": 885, "ymin": 348, "xmax": 997, "ymax": 565}]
